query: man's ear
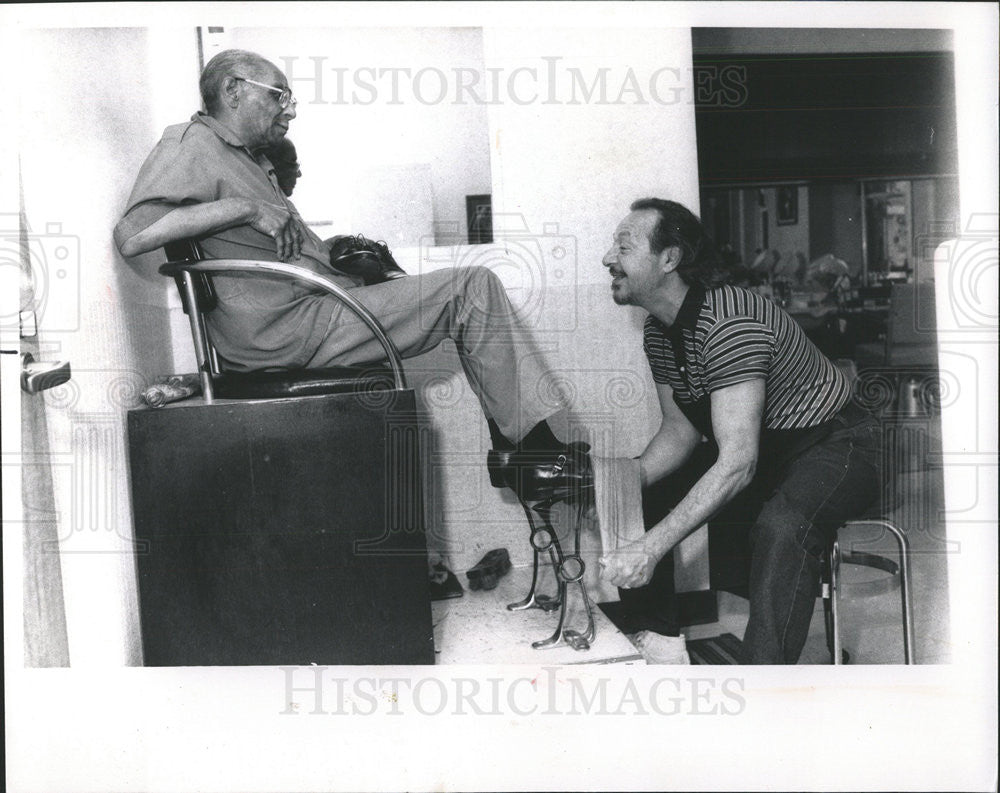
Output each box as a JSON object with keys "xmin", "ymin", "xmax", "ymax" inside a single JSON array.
[
  {"xmin": 221, "ymin": 76, "xmax": 241, "ymax": 109},
  {"xmin": 657, "ymin": 245, "xmax": 682, "ymax": 274}
]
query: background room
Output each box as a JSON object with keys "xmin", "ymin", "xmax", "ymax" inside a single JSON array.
[{"xmin": 686, "ymin": 27, "xmax": 961, "ymax": 664}]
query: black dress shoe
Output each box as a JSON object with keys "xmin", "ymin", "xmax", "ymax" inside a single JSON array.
[
  {"xmin": 488, "ymin": 442, "xmax": 593, "ymax": 502},
  {"xmin": 487, "ymin": 445, "xmax": 579, "ymax": 489},
  {"xmin": 486, "ymin": 448, "xmax": 516, "ymax": 488}
]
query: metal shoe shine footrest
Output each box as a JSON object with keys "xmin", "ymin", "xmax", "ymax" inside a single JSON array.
[{"xmin": 507, "ymin": 498, "xmax": 596, "ymax": 651}]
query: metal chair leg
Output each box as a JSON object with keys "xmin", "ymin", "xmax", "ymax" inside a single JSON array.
[
  {"xmin": 831, "ymin": 540, "xmax": 843, "ymax": 665},
  {"xmin": 846, "ymin": 518, "xmax": 915, "ymax": 664},
  {"xmin": 836, "ymin": 518, "xmax": 916, "ymax": 665},
  {"xmin": 885, "ymin": 520, "xmax": 916, "ymax": 665},
  {"xmin": 822, "ymin": 550, "xmax": 835, "ymax": 658}
]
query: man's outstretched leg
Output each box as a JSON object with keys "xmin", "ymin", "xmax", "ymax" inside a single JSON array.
[
  {"xmin": 306, "ymin": 268, "xmax": 560, "ymax": 432},
  {"xmin": 304, "ymin": 265, "xmax": 590, "ymax": 488}
]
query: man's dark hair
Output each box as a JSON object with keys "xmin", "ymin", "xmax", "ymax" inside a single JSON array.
[
  {"xmin": 200, "ymin": 49, "xmax": 265, "ymax": 115},
  {"xmin": 630, "ymin": 197, "xmax": 733, "ymax": 288},
  {"xmin": 264, "ymin": 138, "xmax": 299, "ymax": 196},
  {"xmin": 265, "ymin": 137, "xmax": 297, "ymax": 166}
]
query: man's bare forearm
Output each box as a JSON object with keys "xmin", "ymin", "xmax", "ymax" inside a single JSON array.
[
  {"xmin": 116, "ymin": 198, "xmax": 254, "ymax": 257},
  {"xmin": 643, "ymin": 380, "xmax": 765, "ymax": 560},
  {"xmin": 639, "ymin": 424, "xmax": 700, "ymax": 488},
  {"xmin": 643, "ymin": 456, "xmax": 754, "ymax": 560}
]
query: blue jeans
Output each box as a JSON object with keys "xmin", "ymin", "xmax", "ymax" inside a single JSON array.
[
  {"xmin": 631, "ymin": 404, "xmax": 882, "ymax": 664},
  {"xmin": 740, "ymin": 409, "xmax": 882, "ymax": 663}
]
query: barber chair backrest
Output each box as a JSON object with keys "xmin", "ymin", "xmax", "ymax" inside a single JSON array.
[{"xmin": 164, "ymin": 239, "xmax": 217, "ymax": 316}]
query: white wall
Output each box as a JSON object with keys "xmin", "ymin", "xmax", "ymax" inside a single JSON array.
[
  {"xmin": 227, "ymin": 26, "xmax": 493, "ymax": 246},
  {"xmin": 17, "ymin": 28, "xmax": 202, "ymax": 666}
]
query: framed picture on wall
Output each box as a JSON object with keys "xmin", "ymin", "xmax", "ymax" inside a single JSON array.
[
  {"xmin": 776, "ymin": 186, "xmax": 798, "ymax": 225},
  {"xmin": 466, "ymin": 194, "xmax": 493, "ymax": 244}
]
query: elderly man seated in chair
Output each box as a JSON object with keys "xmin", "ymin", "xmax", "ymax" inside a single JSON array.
[{"xmin": 115, "ymin": 49, "xmax": 589, "ymax": 513}]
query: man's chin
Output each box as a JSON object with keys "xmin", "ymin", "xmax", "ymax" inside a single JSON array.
[{"xmin": 610, "ymin": 286, "xmax": 632, "ymax": 306}]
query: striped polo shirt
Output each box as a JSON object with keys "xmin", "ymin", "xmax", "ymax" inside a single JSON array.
[{"xmin": 643, "ymin": 284, "xmax": 850, "ymax": 430}]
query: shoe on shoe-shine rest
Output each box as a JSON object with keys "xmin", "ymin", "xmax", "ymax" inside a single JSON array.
[{"xmin": 487, "ymin": 441, "xmax": 593, "ymax": 501}]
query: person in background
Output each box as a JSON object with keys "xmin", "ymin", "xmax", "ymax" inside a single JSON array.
[{"xmin": 263, "ymin": 137, "xmax": 301, "ymax": 197}]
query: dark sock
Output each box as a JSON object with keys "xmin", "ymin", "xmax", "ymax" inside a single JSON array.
[
  {"xmin": 489, "ymin": 419, "xmax": 568, "ymax": 453},
  {"xmin": 516, "ymin": 420, "xmax": 564, "ymax": 452},
  {"xmin": 487, "ymin": 418, "xmax": 515, "ymax": 451}
]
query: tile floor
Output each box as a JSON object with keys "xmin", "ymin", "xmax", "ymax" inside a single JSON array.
[{"xmin": 433, "ymin": 421, "xmax": 950, "ymax": 666}]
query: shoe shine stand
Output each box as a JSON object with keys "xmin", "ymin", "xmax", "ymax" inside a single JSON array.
[{"xmin": 506, "ymin": 460, "xmax": 597, "ymax": 651}]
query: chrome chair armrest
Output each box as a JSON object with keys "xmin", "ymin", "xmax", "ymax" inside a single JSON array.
[{"xmin": 159, "ymin": 258, "xmax": 406, "ymax": 391}]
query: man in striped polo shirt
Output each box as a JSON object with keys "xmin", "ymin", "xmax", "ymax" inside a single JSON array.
[{"xmin": 599, "ymin": 198, "xmax": 882, "ymax": 664}]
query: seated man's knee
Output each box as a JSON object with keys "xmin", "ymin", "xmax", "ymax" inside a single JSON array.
[
  {"xmin": 461, "ymin": 265, "xmax": 502, "ymax": 292},
  {"xmin": 456, "ymin": 265, "xmax": 508, "ymax": 310}
]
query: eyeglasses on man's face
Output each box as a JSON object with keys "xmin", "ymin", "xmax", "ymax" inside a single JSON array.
[{"xmin": 235, "ymin": 77, "xmax": 296, "ymax": 109}]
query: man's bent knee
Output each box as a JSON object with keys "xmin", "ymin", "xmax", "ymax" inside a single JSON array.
[
  {"xmin": 454, "ymin": 265, "xmax": 510, "ymax": 315},
  {"xmin": 459, "ymin": 265, "xmax": 502, "ymax": 291}
]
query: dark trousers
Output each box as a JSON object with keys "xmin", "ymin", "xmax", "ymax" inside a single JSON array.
[{"xmin": 621, "ymin": 407, "xmax": 882, "ymax": 664}]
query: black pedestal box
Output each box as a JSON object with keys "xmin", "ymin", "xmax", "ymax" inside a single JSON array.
[{"xmin": 127, "ymin": 390, "xmax": 434, "ymax": 665}]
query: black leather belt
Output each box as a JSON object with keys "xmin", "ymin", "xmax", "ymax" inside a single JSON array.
[{"xmin": 830, "ymin": 398, "xmax": 876, "ymax": 428}]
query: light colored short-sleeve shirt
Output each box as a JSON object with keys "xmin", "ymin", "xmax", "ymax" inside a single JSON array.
[{"xmin": 117, "ymin": 113, "xmax": 362, "ymax": 371}]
